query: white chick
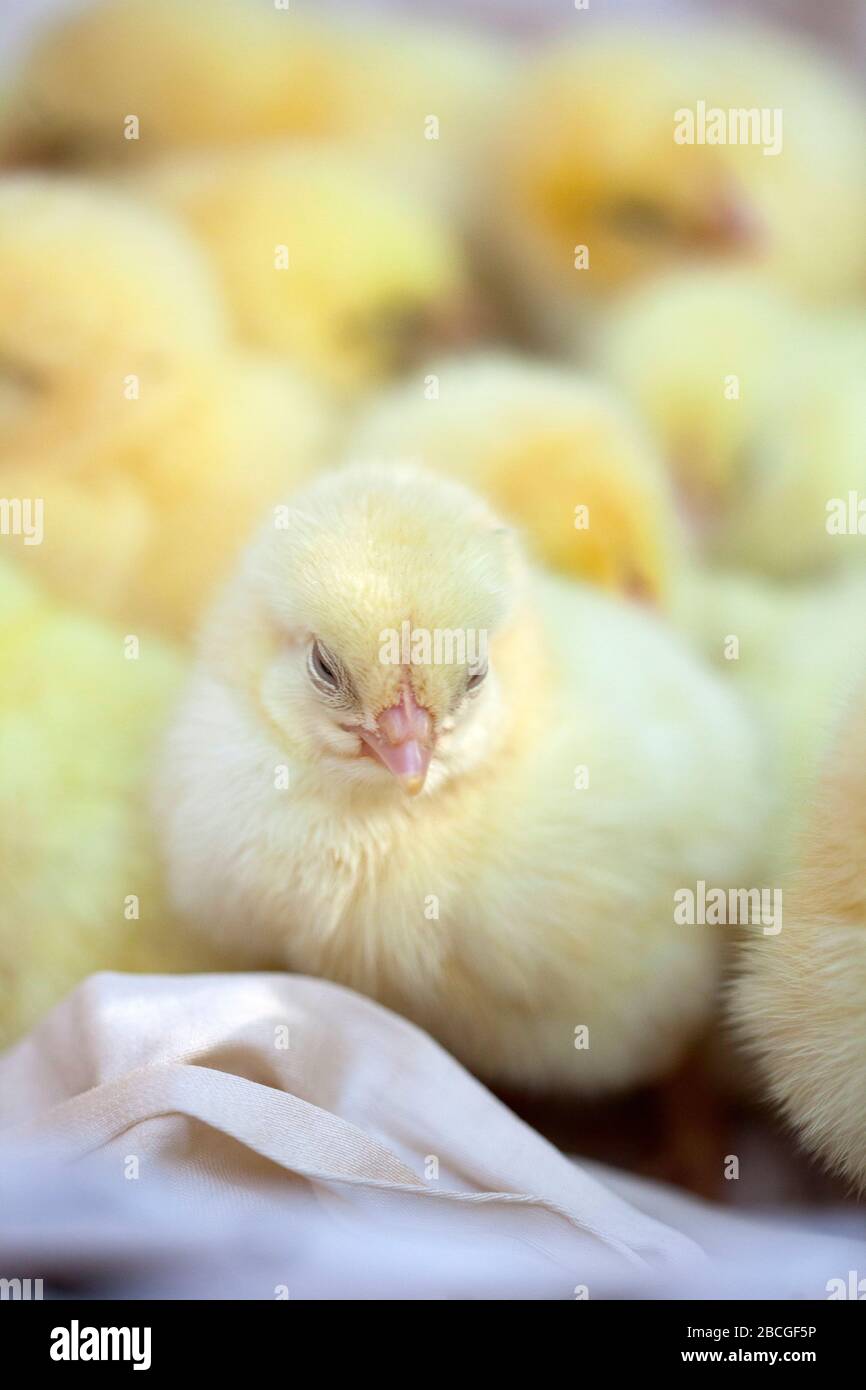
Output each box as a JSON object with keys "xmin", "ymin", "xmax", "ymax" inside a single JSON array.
[{"xmin": 157, "ymin": 464, "xmax": 770, "ymax": 1094}]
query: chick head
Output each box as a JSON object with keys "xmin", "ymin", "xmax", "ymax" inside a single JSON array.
[
  {"xmin": 600, "ymin": 268, "xmax": 797, "ymax": 521},
  {"xmin": 0, "ymin": 174, "xmax": 225, "ymax": 467},
  {"xmin": 353, "ymin": 353, "xmax": 678, "ymax": 603},
  {"xmin": 140, "ymin": 147, "xmax": 467, "ymax": 394},
  {"xmin": 202, "ymin": 464, "xmax": 525, "ymax": 800},
  {"xmin": 495, "ymin": 36, "xmax": 764, "ymax": 297},
  {"xmin": 0, "ymin": 0, "xmax": 345, "ymax": 165}
]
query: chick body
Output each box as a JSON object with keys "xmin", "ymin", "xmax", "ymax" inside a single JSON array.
[
  {"xmin": 0, "ymin": 173, "xmax": 226, "ymax": 470},
  {"xmin": 673, "ymin": 565, "xmax": 866, "ymax": 849},
  {"xmin": 486, "ymin": 26, "xmax": 866, "ymax": 338},
  {"xmin": 0, "ymin": 563, "xmax": 219, "ymax": 1047},
  {"xmin": 2, "ymin": 0, "xmax": 507, "ymax": 173},
  {"xmin": 603, "ymin": 269, "xmax": 866, "ymax": 578},
  {"xmin": 159, "ymin": 465, "xmax": 769, "ymax": 1094},
  {"xmin": 732, "ymin": 683, "xmax": 866, "ymax": 1189},
  {"xmin": 136, "ymin": 145, "xmax": 468, "ymax": 394},
  {"xmin": 0, "ymin": 175, "xmax": 335, "ymax": 638},
  {"xmin": 600, "ymin": 268, "xmax": 797, "ymax": 511},
  {"xmin": 352, "ymin": 352, "xmax": 680, "ymax": 603},
  {"xmin": 718, "ymin": 317, "xmax": 866, "ymax": 578}
]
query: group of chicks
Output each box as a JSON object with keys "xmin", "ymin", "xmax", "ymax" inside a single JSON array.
[{"xmin": 2, "ymin": 0, "xmax": 866, "ymax": 1192}]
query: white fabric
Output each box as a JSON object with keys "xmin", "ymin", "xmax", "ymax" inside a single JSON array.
[{"xmin": 0, "ymin": 972, "xmax": 862, "ymax": 1299}]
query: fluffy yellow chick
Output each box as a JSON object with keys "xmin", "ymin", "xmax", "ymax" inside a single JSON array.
[
  {"xmin": 0, "ymin": 0, "xmax": 339, "ymax": 163},
  {"xmin": 0, "ymin": 174, "xmax": 335, "ymax": 637},
  {"xmin": 717, "ymin": 316, "xmax": 866, "ymax": 578},
  {"xmin": 351, "ymin": 352, "xmax": 681, "ymax": 603},
  {"xmin": 0, "ymin": 562, "xmax": 221, "ymax": 1048},
  {"xmin": 129, "ymin": 353, "xmax": 333, "ymax": 638},
  {"xmin": 603, "ymin": 271, "xmax": 866, "ymax": 577},
  {"xmin": 157, "ymin": 464, "xmax": 769, "ymax": 1094},
  {"xmin": 731, "ymin": 680, "xmax": 866, "ymax": 1190},
  {"xmin": 486, "ymin": 24, "xmax": 866, "ymax": 337},
  {"xmin": 0, "ymin": 173, "xmax": 226, "ymax": 470},
  {"xmin": 136, "ymin": 145, "xmax": 469, "ymax": 394},
  {"xmin": 672, "ymin": 566, "xmax": 866, "ymax": 848},
  {"xmin": 600, "ymin": 268, "xmax": 798, "ymax": 516},
  {"xmin": 1, "ymin": 0, "xmax": 507, "ymax": 172}
]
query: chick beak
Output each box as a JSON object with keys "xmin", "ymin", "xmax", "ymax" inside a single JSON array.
[
  {"xmin": 358, "ymin": 689, "xmax": 433, "ymax": 796},
  {"xmin": 699, "ymin": 190, "xmax": 764, "ymax": 252}
]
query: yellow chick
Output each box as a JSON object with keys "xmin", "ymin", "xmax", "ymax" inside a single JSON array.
[
  {"xmin": 672, "ymin": 566, "xmax": 866, "ymax": 849},
  {"xmin": 0, "ymin": 561, "xmax": 221, "ymax": 1048},
  {"xmin": 1, "ymin": 0, "xmax": 507, "ymax": 173},
  {"xmin": 0, "ymin": 0, "xmax": 340, "ymax": 163},
  {"xmin": 130, "ymin": 352, "xmax": 333, "ymax": 638},
  {"xmin": 156, "ymin": 464, "xmax": 770, "ymax": 1094},
  {"xmin": 0, "ymin": 174, "xmax": 335, "ymax": 638},
  {"xmin": 350, "ymin": 352, "xmax": 681, "ymax": 603},
  {"xmin": 0, "ymin": 172, "xmax": 227, "ymax": 470},
  {"xmin": 136, "ymin": 144, "xmax": 469, "ymax": 394},
  {"xmin": 600, "ymin": 268, "xmax": 798, "ymax": 518},
  {"xmin": 717, "ymin": 316, "xmax": 866, "ymax": 578},
  {"xmin": 486, "ymin": 24, "xmax": 866, "ymax": 337},
  {"xmin": 602, "ymin": 271, "xmax": 866, "ymax": 577},
  {"xmin": 731, "ymin": 679, "xmax": 866, "ymax": 1190}
]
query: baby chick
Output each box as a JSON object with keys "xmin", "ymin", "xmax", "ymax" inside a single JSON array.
[
  {"xmin": 0, "ymin": 561, "xmax": 221, "ymax": 1048},
  {"xmin": 599, "ymin": 268, "xmax": 797, "ymax": 525},
  {"xmin": 1, "ymin": 0, "xmax": 506, "ymax": 176},
  {"xmin": 717, "ymin": 316, "xmax": 866, "ymax": 578},
  {"xmin": 351, "ymin": 352, "xmax": 681, "ymax": 603},
  {"xmin": 731, "ymin": 678, "xmax": 866, "ymax": 1190},
  {"xmin": 602, "ymin": 270, "xmax": 866, "ymax": 577},
  {"xmin": 0, "ymin": 174, "xmax": 335, "ymax": 638},
  {"xmin": 485, "ymin": 24, "xmax": 866, "ymax": 341},
  {"xmin": 672, "ymin": 565, "xmax": 866, "ymax": 849},
  {"xmin": 0, "ymin": 173, "xmax": 226, "ymax": 472},
  {"xmin": 136, "ymin": 145, "xmax": 469, "ymax": 395},
  {"xmin": 157, "ymin": 464, "xmax": 769, "ymax": 1094},
  {"xmin": 0, "ymin": 0, "xmax": 338, "ymax": 164}
]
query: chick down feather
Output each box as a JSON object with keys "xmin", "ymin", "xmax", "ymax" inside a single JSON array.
[{"xmin": 157, "ymin": 464, "xmax": 771, "ymax": 1094}]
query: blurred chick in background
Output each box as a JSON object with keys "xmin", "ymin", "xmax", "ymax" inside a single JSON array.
[
  {"xmin": 732, "ymin": 680, "xmax": 866, "ymax": 1192},
  {"xmin": 602, "ymin": 268, "xmax": 866, "ymax": 577},
  {"xmin": 718, "ymin": 315, "xmax": 866, "ymax": 578},
  {"xmin": 351, "ymin": 352, "xmax": 682, "ymax": 602},
  {"xmin": 487, "ymin": 25, "xmax": 866, "ymax": 344},
  {"xmin": 1, "ymin": 0, "xmax": 506, "ymax": 183},
  {"xmin": 0, "ymin": 562, "xmax": 220, "ymax": 1048},
  {"xmin": 600, "ymin": 268, "xmax": 797, "ymax": 529},
  {"xmin": 135, "ymin": 145, "xmax": 471, "ymax": 395},
  {"xmin": 157, "ymin": 464, "xmax": 769, "ymax": 1094},
  {"xmin": 0, "ymin": 175, "xmax": 225, "ymax": 469},
  {"xmin": 0, "ymin": 175, "xmax": 335, "ymax": 637},
  {"xmin": 672, "ymin": 566, "xmax": 866, "ymax": 848}
]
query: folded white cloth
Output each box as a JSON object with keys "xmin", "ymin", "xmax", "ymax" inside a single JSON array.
[{"xmin": 0, "ymin": 972, "xmax": 862, "ymax": 1299}]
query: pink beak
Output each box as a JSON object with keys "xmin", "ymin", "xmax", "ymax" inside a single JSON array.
[
  {"xmin": 701, "ymin": 190, "xmax": 764, "ymax": 252},
  {"xmin": 357, "ymin": 687, "xmax": 433, "ymax": 796}
]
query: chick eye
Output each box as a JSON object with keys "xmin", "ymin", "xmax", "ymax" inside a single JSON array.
[
  {"xmin": 308, "ymin": 639, "xmax": 340, "ymax": 692},
  {"xmin": 466, "ymin": 664, "xmax": 488, "ymax": 694},
  {"xmin": 605, "ymin": 197, "xmax": 674, "ymax": 240}
]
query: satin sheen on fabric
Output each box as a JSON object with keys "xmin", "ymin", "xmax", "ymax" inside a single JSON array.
[{"xmin": 0, "ymin": 972, "xmax": 862, "ymax": 1299}]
